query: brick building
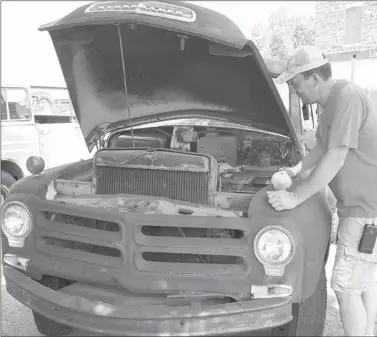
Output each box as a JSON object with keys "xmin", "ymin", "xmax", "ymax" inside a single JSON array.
[
  {"xmin": 314, "ymin": 1, "xmax": 377, "ymax": 95},
  {"xmin": 315, "ymin": 1, "xmax": 377, "ymax": 55}
]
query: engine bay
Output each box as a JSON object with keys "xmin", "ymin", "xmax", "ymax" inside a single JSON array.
[
  {"xmin": 54, "ymin": 121, "xmax": 297, "ymax": 217},
  {"xmin": 108, "ymin": 124, "xmax": 293, "ymax": 166},
  {"xmin": 106, "ymin": 122, "xmax": 294, "ymax": 198}
]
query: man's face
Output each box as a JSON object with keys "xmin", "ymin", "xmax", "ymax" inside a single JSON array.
[{"xmin": 288, "ymin": 73, "xmax": 319, "ymax": 104}]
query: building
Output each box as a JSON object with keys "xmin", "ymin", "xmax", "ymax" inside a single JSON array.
[{"xmin": 314, "ymin": 1, "xmax": 377, "ymax": 93}]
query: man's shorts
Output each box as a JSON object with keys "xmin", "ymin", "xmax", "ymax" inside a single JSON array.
[{"xmin": 331, "ymin": 217, "xmax": 377, "ymax": 295}]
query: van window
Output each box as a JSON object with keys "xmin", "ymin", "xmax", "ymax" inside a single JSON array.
[
  {"xmin": 1, "ymin": 88, "xmax": 31, "ymax": 121},
  {"xmin": 31, "ymin": 87, "xmax": 76, "ymax": 120}
]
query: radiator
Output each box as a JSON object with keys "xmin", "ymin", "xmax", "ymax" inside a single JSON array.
[{"xmin": 95, "ymin": 166, "xmax": 210, "ymax": 204}]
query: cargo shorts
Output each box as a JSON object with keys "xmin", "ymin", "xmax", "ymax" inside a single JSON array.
[{"xmin": 331, "ymin": 217, "xmax": 377, "ymax": 295}]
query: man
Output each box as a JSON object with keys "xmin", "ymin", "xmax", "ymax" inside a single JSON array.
[{"xmin": 268, "ymin": 45, "xmax": 377, "ymax": 336}]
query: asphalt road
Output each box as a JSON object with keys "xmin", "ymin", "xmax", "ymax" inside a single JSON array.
[{"xmin": 2, "ymin": 246, "xmax": 376, "ymax": 336}]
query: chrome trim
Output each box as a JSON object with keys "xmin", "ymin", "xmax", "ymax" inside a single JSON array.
[
  {"xmin": 1, "ymin": 201, "xmax": 34, "ymax": 247},
  {"xmin": 1, "ymin": 185, "xmax": 10, "ymax": 206},
  {"xmin": 3, "ymin": 254, "xmax": 30, "ymax": 271},
  {"xmin": 253, "ymin": 225, "xmax": 296, "ymax": 267},
  {"xmin": 250, "ymin": 284, "xmax": 293, "ymax": 299},
  {"xmin": 85, "ymin": 1, "xmax": 197, "ymax": 23}
]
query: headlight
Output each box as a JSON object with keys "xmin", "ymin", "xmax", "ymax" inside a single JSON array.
[
  {"xmin": 1, "ymin": 201, "xmax": 33, "ymax": 247},
  {"xmin": 254, "ymin": 226, "xmax": 295, "ymax": 267}
]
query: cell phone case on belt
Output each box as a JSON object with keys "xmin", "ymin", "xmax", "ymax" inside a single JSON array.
[{"xmin": 358, "ymin": 224, "xmax": 377, "ymax": 254}]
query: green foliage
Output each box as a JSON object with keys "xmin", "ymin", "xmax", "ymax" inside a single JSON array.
[
  {"xmin": 292, "ymin": 24, "xmax": 317, "ymax": 49},
  {"xmin": 269, "ymin": 34, "xmax": 288, "ymax": 59},
  {"xmin": 249, "ymin": 8, "xmax": 317, "ymax": 59}
]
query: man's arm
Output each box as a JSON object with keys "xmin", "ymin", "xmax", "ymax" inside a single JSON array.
[
  {"xmin": 267, "ymin": 86, "xmax": 365, "ymax": 212},
  {"xmin": 293, "ymin": 147, "xmax": 348, "ymax": 204},
  {"xmin": 293, "ymin": 87, "xmax": 364, "ymax": 204},
  {"xmin": 291, "ymin": 142, "xmax": 325, "ymax": 176}
]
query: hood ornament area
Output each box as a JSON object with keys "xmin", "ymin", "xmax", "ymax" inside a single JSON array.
[{"xmin": 146, "ymin": 148, "xmax": 157, "ymax": 165}]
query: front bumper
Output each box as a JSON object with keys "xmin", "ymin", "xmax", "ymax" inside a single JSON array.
[{"xmin": 4, "ymin": 266, "xmax": 293, "ymax": 336}]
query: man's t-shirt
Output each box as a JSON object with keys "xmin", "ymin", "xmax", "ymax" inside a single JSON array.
[{"xmin": 315, "ymin": 80, "xmax": 377, "ymax": 218}]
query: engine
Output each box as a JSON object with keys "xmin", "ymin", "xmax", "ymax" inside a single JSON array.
[{"xmin": 96, "ymin": 124, "xmax": 294, "ymax": 214}]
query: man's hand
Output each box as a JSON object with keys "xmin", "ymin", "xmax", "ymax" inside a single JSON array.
[
  {"xmin": 278, "ymin": 167, "xmax": 295, "ymax": 178},
  {"xmin": 279, "ymin": 162, "xmax": 302, "ymax": 178},
  {"xmin": 266, "ymin": 190, "xmax": 299, "ymax": 211}
]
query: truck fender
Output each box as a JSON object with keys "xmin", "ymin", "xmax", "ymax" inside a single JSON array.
[
  {"xmin": 249, "ymin": 182, "xmax": 332, "ymax": 302},
  {"xmin": 1, "ymin": 159, "xmax": 24, "ymax": 181}
]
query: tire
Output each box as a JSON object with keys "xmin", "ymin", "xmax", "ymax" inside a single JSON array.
[
  {"xmin": 1, "ymin": 171, "xmax": 16, "ymax": 205},
  {"xmin": 32, "ymin": 276, "xmax": 72, "ymax": 336},
  {"xmin": 33, "ymin": 312, "xmax": 72, "ymax": 337},
  {"xmin": 271, "ymin": 267, "xmax": 327, "ymax": 336}
]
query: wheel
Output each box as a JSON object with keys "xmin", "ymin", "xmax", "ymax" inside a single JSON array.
[
  {"xmin": 1, "ymin": 171, "xmax": 16, "ymax": 205},
  {"xmin": 271, "ymin": 267, "xmax": 327, "ymax": 336},
  {"xmin": 33, "ymin": 312, "xmax": 72, "ymax": 337},
  {"xmin": 32, "ymin": 276, "xmax": 73, "ymax": 336}
]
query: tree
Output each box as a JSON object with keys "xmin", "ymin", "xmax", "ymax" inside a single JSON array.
[
  {"xmin": 250, "ymin": 23, "xmax": 266, "ymax": 50},
  {"xmin": 292, "ymin": 23, "xmax": 317, "ymax": 49},
  {"xmin": 269, "ymin": 34, "xmax": 289, "ymax": 59}
]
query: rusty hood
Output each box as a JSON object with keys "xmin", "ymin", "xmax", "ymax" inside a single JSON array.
[{"xmin": 39, "ymin": 0, "xmax": 294, "ymax": 151}]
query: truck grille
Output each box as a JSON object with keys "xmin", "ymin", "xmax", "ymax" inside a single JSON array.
[
  {"xmin": 95, "ymin": 166, "xmax": 209, "ymax": 204},
  {"xmin": 37, "ymin": 211, "xmax": 123, "ymax": 268},
  {"xmin": 42, "ymin": 237, "xmax": 121, "ymax": 257},
  {"xmin": 42, "ymin": 212, "xmax": 120, "ymax": 232},
  {"xmin": 142, "ymin": 252, "xmax": 244, "ymax": 265}
]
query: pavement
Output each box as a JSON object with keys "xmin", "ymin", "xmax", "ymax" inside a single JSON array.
[{"xmin": 1, "ymin": 245, "xmax": 377, "ymax": 336}]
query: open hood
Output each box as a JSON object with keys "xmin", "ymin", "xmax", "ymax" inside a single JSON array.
[{"xmin": 39, "ymin": 0, "xmax": 294, "ymax": 151}]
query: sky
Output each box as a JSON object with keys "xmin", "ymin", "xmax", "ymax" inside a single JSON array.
[{"xmin": 1, "ymin": 1, "xmax": 315, "ymax": 87}]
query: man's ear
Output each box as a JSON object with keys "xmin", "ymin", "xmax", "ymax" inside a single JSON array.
[{"xmin": 312, "ymin": 73, "xmax": 320, "ymax": 87}]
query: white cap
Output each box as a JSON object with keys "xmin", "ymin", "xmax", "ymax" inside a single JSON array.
[{"xmin": 275, "ymin": 45, "xmax": 329, "ymax": 84}]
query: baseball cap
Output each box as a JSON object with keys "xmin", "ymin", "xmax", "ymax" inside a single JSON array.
[{"xmin": 275, "ymin": 45, "xmax": 329, "ymax": 84}]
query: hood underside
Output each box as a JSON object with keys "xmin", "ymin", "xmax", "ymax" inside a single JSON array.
[{"xmin": 40, "ymin": 1, "xmax": 292, "ymax": 150}]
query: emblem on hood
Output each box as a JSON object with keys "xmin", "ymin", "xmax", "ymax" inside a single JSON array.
[
  {"xmin": 145, "ymin": 148, "xmax": 158, "ymax": 165},
  {"xmin": 85, "ymin": 1, "xmax": 197, "ymax": 23}
]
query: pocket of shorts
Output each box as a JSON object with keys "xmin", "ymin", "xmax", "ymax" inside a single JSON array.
[{"xmin": 344, "ymin": 245, "xmax": 377, "ymax": 263}]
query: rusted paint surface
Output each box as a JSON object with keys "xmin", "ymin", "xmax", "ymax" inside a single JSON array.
[
  {"xmin": 55, "ymin": 179, "xmax": 93, "ymax": 196},
  {"xmin": 5, "ymin": 188, "xmax": 315, "ymax": 302},
  {"xmin": 55, "ymin": 194, "xmax": 240, "ymax": 217},
  {"xmin": 213, "ymin": 192, "xmax": 254, "ymax": 214}
]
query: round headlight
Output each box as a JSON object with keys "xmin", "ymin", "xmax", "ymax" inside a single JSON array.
[
  {"xmin": 254, "ymin": 227, "xmax": 295, "ymax": 266},
  {"xmin": 1, "ymin": 202, "xmax": 33, "ymax": 238}
]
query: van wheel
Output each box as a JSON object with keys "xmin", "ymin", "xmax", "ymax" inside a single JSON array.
[
  {"xmin": 271, "ymin": 267, "xmax": 327, "ymax": 336},
  {"xmin": 32, "ymin": 276, "xmax": 73, "ymax": 336},
  {"xmin": 1, "ymin": 171, "xmax": 16, "ymax": 205}
]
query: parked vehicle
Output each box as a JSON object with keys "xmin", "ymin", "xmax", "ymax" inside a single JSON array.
[
  {"xmin": 1, "ymin": 1, "xmax": 332, "ymax": 336},
  {"xmin": 1, "ymin": 85, "xmax": 92, "ymax": 204}
]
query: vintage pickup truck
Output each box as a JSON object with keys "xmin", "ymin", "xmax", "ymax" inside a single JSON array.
[{"xmin": 1, "ymin": 1, "xmax": 332, "ymax": 336}]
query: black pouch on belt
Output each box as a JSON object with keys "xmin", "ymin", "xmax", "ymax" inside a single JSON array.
[{"xmin": 358, "ymin": 224, "xmax": 377, "ymax": 254}]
